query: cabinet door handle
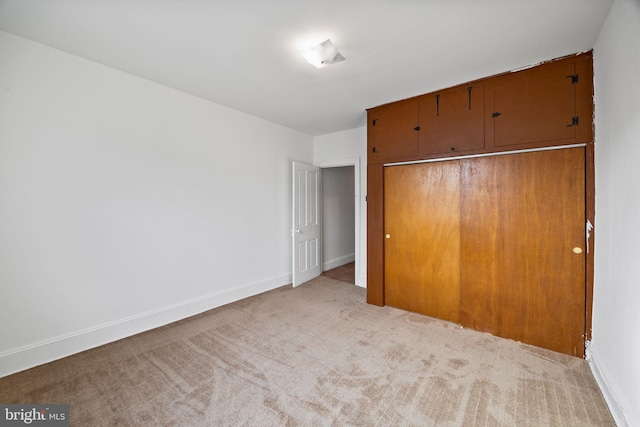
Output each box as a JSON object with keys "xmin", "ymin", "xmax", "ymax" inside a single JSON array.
[{"xmin": 414, "ymin": 126, "xmax": 421, "ymax": 131}]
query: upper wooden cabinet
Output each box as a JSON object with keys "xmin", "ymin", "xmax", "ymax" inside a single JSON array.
[
  {"xmin": 367, "ymin": 98, "xmax": 420, "ymax": 164},
  {"xmin": 491, "ymin": 59, "xmax": 577, "ymax": 148},
  {"xmin": 420, "ymin": 84, "xmax": 485, "ymax": 156},
  {"xmin": 366, "ymin": 52, "xmax": 594, "ymax": 164}
]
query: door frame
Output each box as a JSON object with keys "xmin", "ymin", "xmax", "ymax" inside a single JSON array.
[{"xmin": 315, "ymin": 157, "xmax": 362, "ymax": 287}]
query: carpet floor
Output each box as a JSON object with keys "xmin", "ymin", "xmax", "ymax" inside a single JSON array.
[{"xmin": 0, "ymin": 276, "xmax": 615, "ymax": 426}]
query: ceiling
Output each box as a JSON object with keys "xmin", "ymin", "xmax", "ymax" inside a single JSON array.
[{"xmin": 0, "ymin": 0, "xmax": 614, "ymax": 136}]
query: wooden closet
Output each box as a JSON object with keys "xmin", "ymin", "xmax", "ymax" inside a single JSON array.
[{"xmin": 367, "ymin": 52, "xmax": 594, "ymax": 357}]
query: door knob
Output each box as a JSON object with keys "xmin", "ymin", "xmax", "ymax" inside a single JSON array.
[
  {"xmin": 572, "ymin": 247, "xmax": 583, "ymax": 254},
  {"xmin": 385, "ymin": 234, "xmax": 391, "ymax": 239}
]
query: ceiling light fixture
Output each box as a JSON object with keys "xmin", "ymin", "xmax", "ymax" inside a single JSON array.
[{"xmin": 299, "ymin": 39, "xmax": 345, "ymax": 69}]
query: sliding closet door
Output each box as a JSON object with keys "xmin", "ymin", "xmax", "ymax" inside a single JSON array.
[
  {"xmin": 384, "ymin": 161, "xmax": 460, "ymax": 323},
  {"xmin": 460, "ymin": 147, "xmax": 586, "ymax": 356}
]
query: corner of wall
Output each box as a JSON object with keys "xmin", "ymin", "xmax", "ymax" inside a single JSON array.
[{"xmin": 586, "ymin": 346, "xmax": 632, "ymax": 427}]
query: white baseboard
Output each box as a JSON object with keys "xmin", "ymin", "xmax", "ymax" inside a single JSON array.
[
  {"xmin": 0, "ymin": 274, "xmax": 290, "ymax": 378},
  {"xmin": 586, "ymin": 348, "xmax": 632, "ymax": 427},
  {"xmin": 323, "ymin": 253, "xmax": 355, "ymax": 271}
]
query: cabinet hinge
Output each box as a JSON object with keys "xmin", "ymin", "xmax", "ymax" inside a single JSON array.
[
  {"xmin": 566, "ymin": 74, "xmax": 579, "ymax": 84},
  {"xmin": 372, "ymin": 119, "xmax": 378, "ymax": 126},
  {"xmin": 567, "ymin": 116, "xmax": 579, "ymax": 127}
]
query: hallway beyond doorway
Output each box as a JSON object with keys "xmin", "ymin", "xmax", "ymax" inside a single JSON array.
[{"xmin": 322, "ymin": 262, "xmax": 355, "ymax": 284}]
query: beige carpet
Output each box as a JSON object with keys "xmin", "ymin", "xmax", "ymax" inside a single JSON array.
[{"xmin": 0, "ymin": 277, "xmax": 615, "ymax": 426}]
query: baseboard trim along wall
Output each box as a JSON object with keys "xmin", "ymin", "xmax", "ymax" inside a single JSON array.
[
  {"xmin": 0, "ymin": 275, "xmax": 290, "ymax": 378},
  {"xmin": 586, "ymin": 348, "xmax": 631, "ymax": 427},
  {"xmin": 323, "ymin": 253, "xmax": 355, "ymax": 272}
]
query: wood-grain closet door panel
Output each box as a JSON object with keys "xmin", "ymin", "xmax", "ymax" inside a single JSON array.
[
  {"xmin": 384, "ymin": 162, "xmax": 460, "ymax": 323},
  {"xmin": 460, "ymin": 147, "xmax": 586, "ymax": 356}
]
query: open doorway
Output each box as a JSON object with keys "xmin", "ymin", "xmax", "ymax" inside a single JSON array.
[{"xmin": 320, "ymin": 165, "xmax": 356, "ymax": 285}]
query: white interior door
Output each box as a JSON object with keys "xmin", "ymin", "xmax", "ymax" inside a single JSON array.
[{"xmin": 292, "ymin": 161, "xmax": 321, "ymax": 287}]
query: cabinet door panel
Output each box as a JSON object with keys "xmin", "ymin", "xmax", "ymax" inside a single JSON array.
[
  {"xmin": 460, "ymin": 148, "xmax": 586, "ymax": 356},
  {"xmin": 493, "ymin": 60, "xmax": 576, "ymax": 147},
  {"xmin": 421, "ymin": 85, "xmax": 485, "ymax": 155},
  {"xmin": 384, "ymin": 162, "xmax": 460, "ymax": 323},
  {"xmin": 367, "ymin": 100, "xmax": 420, "ymax": 164}
]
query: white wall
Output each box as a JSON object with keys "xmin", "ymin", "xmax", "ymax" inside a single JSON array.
[
  {"xmin": 322, "ymin": 166, "xmax": 355, "ymax": 271},
  {"xmin": 591, "ymin": 0, "xmax": 640, "ymax": 425},
  {"xmin": 0, "ymin": 31, "xmax": 313, "ymax": 377},
  {"xmin": 314, "ymin": 127, "xmax": 367, "ymax": 287}
]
